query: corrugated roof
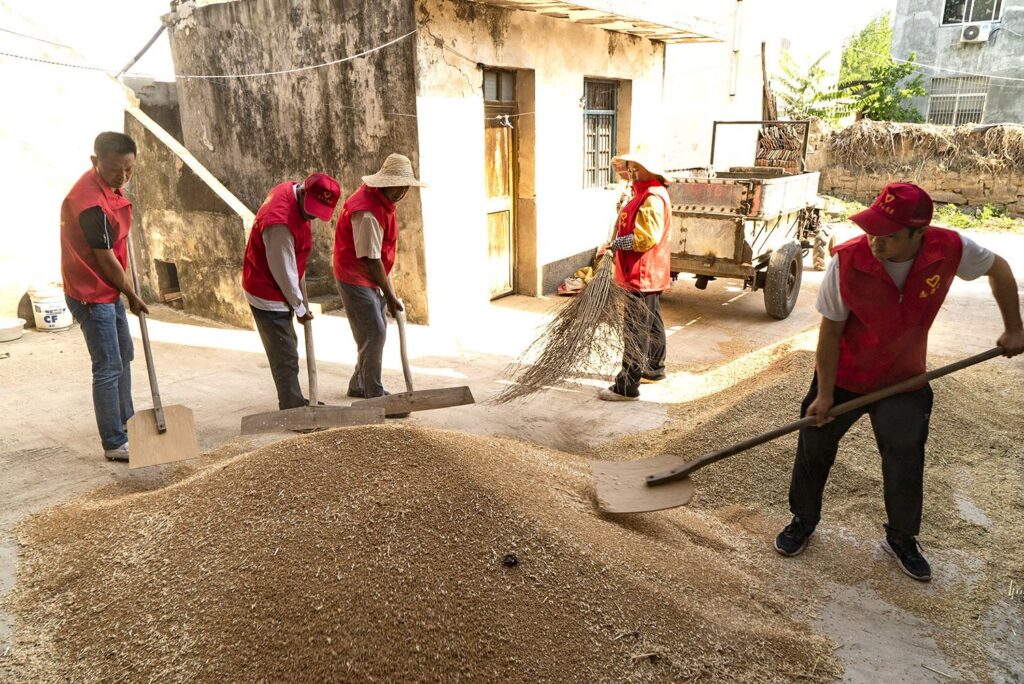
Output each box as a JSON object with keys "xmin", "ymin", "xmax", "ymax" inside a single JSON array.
[{"xmin": 461, "ymin": 0, "xmax": 725, "ymax": 43}]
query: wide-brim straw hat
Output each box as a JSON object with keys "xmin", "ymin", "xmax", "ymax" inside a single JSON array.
[
  {"xmin": 612, "ymin": 151, "xmax": 667, "ymax": 183},
  {"xmin": 362, "ymin": 153, "xmax": 428, "ymax": 188}
]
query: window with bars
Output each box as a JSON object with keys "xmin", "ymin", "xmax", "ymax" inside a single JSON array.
[
  {"xmin": 942, "ymin": 0, "xmax": 1002, "ymax": 24},
  {"xmin": 582, "ymin": 79, "xmax": 618, "ymax": 188},
  {"xmin": 927, "ymin": 76, "xmax": 989, "ymax": 125}
]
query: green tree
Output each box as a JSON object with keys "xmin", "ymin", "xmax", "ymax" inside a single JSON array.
[
  {"xmin": 838, "ymin": 13, "xmax": 926, "ymax": 122},
  {"xmin": 775, "ymin": 51, "xmax": 852, "ymax": 124}
]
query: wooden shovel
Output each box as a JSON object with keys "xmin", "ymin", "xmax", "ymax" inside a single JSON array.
[
  {"xmin": 125, "ymin": 235, "xmax": 200, "ymax": 469},
  {"xmin": 593, "ymin": 348, "xmax": 1004, "ymax": 514},
  {"xmin": 353, "ymin": 302, "xmax": 474, "ymax": 416}
]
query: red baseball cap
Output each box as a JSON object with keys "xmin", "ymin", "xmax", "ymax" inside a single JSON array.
[
  {"xmin": 303, "ymin": 173, "xmax": 341, "ymax": 221},
  {"xmin": 849, "ymin": 183, "xmax": 933, "ymax": 236}
]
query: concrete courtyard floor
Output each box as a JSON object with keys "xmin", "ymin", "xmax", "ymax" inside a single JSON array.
[{"xmin": 1, "ymin": 229, "xmax": 1022, "ymax": 681}]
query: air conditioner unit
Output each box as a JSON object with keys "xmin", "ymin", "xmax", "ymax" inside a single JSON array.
[{"xmin": 960, "ymin": 22, "xmax": 992, "ymax": 43}]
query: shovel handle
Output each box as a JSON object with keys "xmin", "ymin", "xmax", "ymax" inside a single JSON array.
[
  {"xmin": 125, "ymin": 233, "xmax": 166, "ymax": 433},
  {"xmin": 395, "ymin": 301, "xmax": 413, "ymax": 393},
  {"xmin": 300, "ymin": 279, "xmax": 317, "ymax": 406},
  {"xmin": 645, "ymin": 347, "xmax": 1004, "ymax": 487}
]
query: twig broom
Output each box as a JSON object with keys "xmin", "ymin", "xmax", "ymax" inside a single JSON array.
[{"xmin": 493, "ymin": 252, "xmax": 648, "ymax": 404}]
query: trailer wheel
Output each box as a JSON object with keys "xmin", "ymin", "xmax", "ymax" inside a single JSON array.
[
  {"xmin": 764, "ymin": 241, "xmax": 803, "ymax": 319},
  {"xmin": 812, "ymin": 230, "xmax": 837, "ymax": 271}
]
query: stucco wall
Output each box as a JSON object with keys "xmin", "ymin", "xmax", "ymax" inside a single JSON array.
[
  {"xmin": 413, "ymin": 0, "xmax": 666, "ymax": 321},
  {"xmin": 893, "ymin": 0, "xmax": 1024, "ymax": 124},
  {"xmin": 0, "ymin": 5, "xmax": 128, "ymax": 319},
  {"xmin": 125, "ymin": 107, "xmax": 256, "ymax": 328},
  {"xmin": 168, "ymin": 0, "xmax": 429, "ymax": 321}
]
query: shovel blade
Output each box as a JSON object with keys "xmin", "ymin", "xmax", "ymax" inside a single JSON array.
[
  {"xmin": 353, "ymin": 386, "xmax": 474, "ymax": 417},
  {"xmin": 128, "ymin": 405, "xmax": 200, "ymax": 470},
  {"xmin": 240, "ymin": 405, "xmax": 384, "ymax": 435},
  {"xmin": 592, "ymin": 455, "xmax": 696, "ymax": 514}
]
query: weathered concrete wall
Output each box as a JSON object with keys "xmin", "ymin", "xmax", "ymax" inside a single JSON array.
[
  {"xmin": 0, "ymin": 4, "xmax": 128, "ymax": 319},
  {"xmin": 123, "ymin": 77, "xmax": 184, "ymax": 143},
  {"xmin": 893, "ymin": 0, "xmax": 1024, "ymax": 124},
  {"xmin": 167, "ymin": 0, "xmax": 429, "ymax": 320},
  {"xmin": 413, "ymin": 0, "xmax": 666, "ymax": 321},
  {"xmin": 125, "ymin": 106, "xmax": 256, "ymax": 328}
]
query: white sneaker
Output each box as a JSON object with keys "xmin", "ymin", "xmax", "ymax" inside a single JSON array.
[
  {"xmin": 598, "ymin": 388, "xmax": 639, "ymax": 402},
  {"xmin": 104, "ymin": 443, "xmax": 129, "ymax": 462}
]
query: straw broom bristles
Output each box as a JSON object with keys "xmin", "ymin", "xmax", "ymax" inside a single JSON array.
[{"xmin": 493, "ymin": 255, "xmax": 649, "ymax": 404}]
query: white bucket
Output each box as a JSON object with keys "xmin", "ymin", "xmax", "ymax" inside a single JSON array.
[{"xmin": 29, "ymin": 286, "xmax": 73, "ymax": 331}]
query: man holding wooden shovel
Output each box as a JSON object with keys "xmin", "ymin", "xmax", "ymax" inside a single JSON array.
[
  {"xmin": 774, "ymin": 182, "xmax": 1023, "ymax": 582},
  {"xmin": 242, "ymin": 173, "xmax": 341, "ymax": 410},
  {"xmin": 333, "ymin": 153, "xmax": 425, "ymax": 406},
  {"xmin": 61, "ymin": 132, "xmax": 148, "ymax": 462}
]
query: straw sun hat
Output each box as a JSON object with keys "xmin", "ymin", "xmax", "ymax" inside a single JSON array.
[
  {"xmin": 612, "ymin": 149, "xmax": 667, "ymax": 183},
  {"xmin": 362, "ymin": 153, "xmax": 428, "ymax": 188}
]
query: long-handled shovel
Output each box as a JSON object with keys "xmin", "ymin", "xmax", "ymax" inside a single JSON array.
[
  {"xmin": 125, "ymin": 235, "xmax": 200, "ymax": 469},
  {"xmin": 352, "ymin": 303, "xmax": 474, "ymax": 417},
  {"xmin": 241, "ymin": 285, "xmax": 384, "ymax": 434},
  {"xmin": 592, "ymin": 348, "xmax": 1004, "ymax": 514}
]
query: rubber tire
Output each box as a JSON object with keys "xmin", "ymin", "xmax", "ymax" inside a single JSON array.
[
  {"xmin": 764, "ymin": 241, "xmax": 803, "ymax": 320},
  {"xmin": 812, "ymin": 231, "xmax": 836, "ymax": 271}
]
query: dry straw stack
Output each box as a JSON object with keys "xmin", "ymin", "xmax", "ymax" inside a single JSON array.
[{"xmin": 494, "ymin": 254, "xmax": 648, "ymax": 403}]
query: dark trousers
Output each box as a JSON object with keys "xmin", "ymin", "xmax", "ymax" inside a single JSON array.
[
  {"xmin": 788, "ymin": 374, "xmax": 934, "ymax": 540},
  {"xmin": 336, "ymin": 281, "xmax": 387, "ymax": 398},
  {"xmin": 613, "ymin": 291, "xmax": 667, "ymax": 397},
  {"xmin": 250, "ymin": 306, "xmax": 305, "ymax": 410},
  {"xmin": 66, "ymin": 296, "xmax": 134, "ymax": 451}
]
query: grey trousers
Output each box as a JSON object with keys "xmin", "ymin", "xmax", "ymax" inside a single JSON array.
[
  {"xmin": 250, "ymin": 306, "xmax": 306, "ymax": 410},
  {"xmin": 337, "ymin": 281, "xmax": 387, "ymax": 398}
]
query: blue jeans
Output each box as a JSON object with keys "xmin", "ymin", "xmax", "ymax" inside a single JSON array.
[
  {"xmin": 66, "ymin": 296, "xmax": 134, "ymax": 451},
  {"xmin": 336, "ymin": 281, "xmax": 387, "ymax": 398}
]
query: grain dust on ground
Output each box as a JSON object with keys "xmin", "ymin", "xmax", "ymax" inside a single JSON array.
[
  {"xmin": 3, "ymin": 424, "xmax": 838, "ymax": 682},
  {"xmin": 4, "ymin": 347, "xmax": 1020, "ymax": 682}
]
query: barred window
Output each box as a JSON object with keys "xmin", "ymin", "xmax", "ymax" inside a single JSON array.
[
  {"xmin": 582, "ymin": 79, "xmax": 618, "ymax": 188},
  {"xmin": 942, "ymin": 0, "xmax": 1002, "ymax": 24},
  {"xmin": 927, "ymin": 76, "xmax": 989, "ymax": 125}
]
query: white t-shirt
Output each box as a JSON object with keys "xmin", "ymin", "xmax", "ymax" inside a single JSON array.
[
  {"xmin": 352, "ymin": 211, "xmax": 384, "ymax": 260},
  {"xmin": 816, "ymin": 234, "xmax": 995, "ymax": 322}
]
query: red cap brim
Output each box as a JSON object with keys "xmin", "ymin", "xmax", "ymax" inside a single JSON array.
[
  {"xmin": 849, "ymin": 205, "xmax": 905, "ymax": 236},
  {"xmin": 304, "ymin": 196, "xmax": 335, "ymax": 222}
]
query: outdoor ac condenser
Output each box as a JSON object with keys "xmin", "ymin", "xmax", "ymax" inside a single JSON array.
[{"xmin": 960, "ymin": 22, "xmax": 993, "ymax": 43}]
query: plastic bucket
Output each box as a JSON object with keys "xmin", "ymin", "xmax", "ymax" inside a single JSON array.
[{"xmin": 29, "ymin": 286, "xmax": 73, "ymax": 331}]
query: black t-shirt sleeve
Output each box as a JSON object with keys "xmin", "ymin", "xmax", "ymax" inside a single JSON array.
[{"xmin": 79, "ymin": 206, "xmax": 114, "ymax": 250}]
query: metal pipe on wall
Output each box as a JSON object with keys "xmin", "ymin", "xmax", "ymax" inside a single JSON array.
[{"xmin": 729, "ymin": 0, "xmax": 744, "ymax": 97}]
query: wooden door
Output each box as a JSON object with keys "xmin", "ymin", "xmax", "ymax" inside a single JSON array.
[{"xmin": 484, "ymin": 69, "xmax": 516, "ymax": 299}]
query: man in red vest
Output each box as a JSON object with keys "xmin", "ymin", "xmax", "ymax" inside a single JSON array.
[
  {"xmin": 61, "ymin": 132, "xmax": 149, "ymax": 462},
  {"xmin": 774, "ymin": 183, "xmax": 1023, "ymax": 581},
  {"xmin": 334, "ymin": 154, "xmax": 425, "ymax": 402},
  {"xmin": 596, "ymin": 152, "xmax": 672, "ymax": 401},
  {"xmin": 242, "ymin": 173, "xmax": 340, "ymax": 410}
]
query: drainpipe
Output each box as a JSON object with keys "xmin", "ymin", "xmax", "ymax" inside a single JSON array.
[{"xmin": 729, "ymin": 0, "xmax": 744, "ymax": 97}]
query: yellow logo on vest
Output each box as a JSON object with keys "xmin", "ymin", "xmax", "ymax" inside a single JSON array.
[{"xmin": 919, "ymin": 274, "xmax": 941, "ymax": 298}]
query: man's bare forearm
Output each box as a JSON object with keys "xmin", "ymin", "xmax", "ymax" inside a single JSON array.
[
  {"xmin": 815, "ymin": 317, "xmax": 846, "ymax": 399},
  {"xmin": 364, "ymin": 258, "xmax": 398, "ymax": 301},
  {"xmin": 988, "ymin": 255, "xmax": 1023, "ymax": 333},
  {"xmin": 94, "ymin": 249, "xmax": 136, "ymax": 297}
]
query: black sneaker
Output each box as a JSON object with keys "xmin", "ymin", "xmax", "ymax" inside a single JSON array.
[
  {"xmin": 881, "ymin": 535, "xmax": 932, "ymax": 582},
  {"xmin": 773, "ymin": 516, "xmax": 815, "ymax": 557},
  {"xmin": 640, "ymin": 372, "xmax": 666, "ymax": 384},
  {"xmin": 346, "ymin": 388, "xmax": 365, "ymax": 399}
]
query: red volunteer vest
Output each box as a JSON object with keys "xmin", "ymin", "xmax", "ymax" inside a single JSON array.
[
  {"xmin": 333, "ymin": 185, "xmax": 398, "ymax": 289},
  {"xmin": 60, "ymin": 169, "xmax": 133, "ymax": 303},
  {"xmin": 614, "ymin": 179, "xmax": 672, "ymax": 293},
  {"xmin": 242, "ymin": 182, "xmax": 312, "ymax": 302},
  {"xmin": 834, "ymin": 227, "xmax": 963, "ymax": 394}
]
